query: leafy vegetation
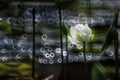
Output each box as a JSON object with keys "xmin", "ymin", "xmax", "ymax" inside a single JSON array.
[{"xmin": 92, "ymin": 62, "xmax": 108, "ymax": 80}]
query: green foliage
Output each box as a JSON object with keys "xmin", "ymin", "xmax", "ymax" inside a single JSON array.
[
  {"xmin": 0, "ymin": 62, "xmax": 32, "ymax": 76},
  {"xmin": 92, "ymin": 33, "xmax": 106, "ymax": 43},
  {"xmin": 0, "ymin": 21, "xmax": 12, "ymax": 35},
  {"xmin": 17, "ymin": 63, "xmax": 32, "ymax": 76},
  {"xmin": 0, "ymin": 63, "xmax": 11, "ymax": 75},
  {"xmin": 92, "ymin": 63, "xmax": 108, "ymax": 80},
  {"xmin": 101, "ymin": 12, "xmax": 119, "ymax": 55},
  {"xmin": 105, "ymin": 66, "xmax": 120, "ymax": 73},
  {"xmin": 62, "ymin": 23, "xmax": 70, "ymax": 36},
  {"xmin": 0, "ymin": 21, "xmax": 25, "ymax": 36}
]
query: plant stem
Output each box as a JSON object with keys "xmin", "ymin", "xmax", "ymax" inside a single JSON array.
[
  {"xmin": 66, "ymin": 36, "xmax": 68, "ymax": 63},
  {"xmin": 66, "ymin": 34, "xmax": 69, "ymax": 80},
  {"xmin": 83, "ymin": 42, "xmax": 88, "ymax": 76},
  {"xmin": 32, "ymin": 8, "xmax": 36, "ymax": 79},
  {"xmin": 58, "ymin": 6, "xmax": 64, "ymax": 80},
  {"xmin": 90, "ymin": 42, "xmax": 93, "ymax": 61},
  {"xmin": 114, "ymin": 37, "xmax": 119, "ymax": 80}
]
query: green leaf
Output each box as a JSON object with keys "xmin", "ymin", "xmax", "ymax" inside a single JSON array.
[
  {"xmin": 0, "ymin": 21, "xmax": 12, "ymax": 35},
  {"xmin": 92, "ymin": 62, "xmax": 108, "ymax": 80},
  {"xmin": 18, "ymin": 63, "xmax": 32, "ymax": 76},
  {"xmin": 101, "ymin": 12, "xmax": 119, "ymax": 55},
  {"xmin": 0, "ymin": 63, "xmax": 11, "ymax": 75},
  {"xmin": 62, "ymin": 23, "xmax": 70, "ymax": 36},
  {"xmin": 6, "ymin": 26, "xmax": 12, "ymax": 35}
]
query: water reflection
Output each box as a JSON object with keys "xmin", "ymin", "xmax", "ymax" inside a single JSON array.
[
  {"xmin": 49, "ymin": 60, "xmax": 54, "ymax": 64},
  {"xmin": 4, "ymin": 37, "xmax": 13, "ymax": 45},
  {"xmin": 57, "ymin": 58, "xmax": 62, "ymax": 63},
  {"xmin": 1, "ymin": 56, "xmax": 8, "ymax": 62},
  {"xmin": 6, "ymin": 17, "xmax": 16, "ymax": 24},
  {"xmin": 47, "ymin": 47, "xmax": 53, "ymax": 52},
  {"xmin": 0, "ymin": 3, "xmax": 120, "ymax": 65},
  {"xmin": 16, "ymin": 54, "xmax": 22, "ymax": 60},
  {"xmin": 42, "ymin": 34, "xmax": 47, "ymax": 41}
]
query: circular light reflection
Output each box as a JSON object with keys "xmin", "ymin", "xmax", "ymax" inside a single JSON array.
[
  {"xmin": 49, "ymin": 60, "xmax": 54, "ymax": 64},
  {"xmin": 63, "ymin": 51, "xmax": 67, "ymax": 57},
  {"xmin": 44, "ymin": 53, "xmax": 50, "ymax": 59},
  {"xmin": 86, "ymin": 54, "xmax": 92, "ymax": 61},
  {"xmin": 43, "ymin": 59, "xmax": 47, "ymax": 64},
  {"xmin": 25, "ymin": 8, "xmax": 32, "ymax": 16},
  {"xmin": 55, "ymin": 48, "xmax": 61, "ymax": 54},
  {"xmin": 17, "ymin": 41, "xmax": 24, "ymax": 47},
  {"xmin": 74, "ymin": 56, "xmax": 79, "ymax": 61},
  {"xmin": 16, "ymin": 54, "xmax": 21, "ymax": 59},
  {"xmin": 87, "ymin": 56, "xmax": 92, "ymax": 61},
  {"xmin": 42, "ymin": 34, "xmax": 47, "ymax": 41},
  {"xmin": 69, "ymin": 57, "xmax": 73, "ymax": 62},
  {"xmin": 12, "ymin": 45, "xmax": 17, "ymax": 50},
  {"xmin": 2, "ymin": 57, "xmax": 8, "ymax": 62},
  {"xmin": 35, "ymin": 14, "xmax": 41, "ymax": 22},
  {"xmin": 107, "ymin": 51, "xmax": 114, "ymax": 57},
  {"xmin": 28, "ymin": 48, "xmax": 33, "ymax": 53},
  {"xmin": 57, "ymin": 58, "xmax": 62, "ymax": 63},
  {"xmin": 47, "ymin": 47, "xmax": 53, "ymax": 52},
  {"xmin": 79, "ymin": 52, "xmax": 83, "ymax": 57},
  {"xmin": 68, "ymin": 43, "xmax": 74, "ymax": 48},
  {"xmin": 20, "ymin": 47, "xmax": 26, "ymax": 53},
  {"xmin": 44, "ymin": 43, "xmax": 49, "ymax": 48},
  {"xmin": 38, "ymin": 58, "xmax": 43, "ymax": 63},
  {"xmin": 4, "ymin": 37, "xmax": 10, "ymax": 45},
  {"xmin": 49, "ymin": 52, "xmax": 55, "ymax": 58},
  {"xmin": 40, "ymin": 47, "xmax": 46, "ymax": 53},
  {"xmin": 21, "ymin": 34, "xmax": 27, "ymax": 40},
  {"xmin": 7, "ymin": 17, "xmax": 16, "ymax": 24}
]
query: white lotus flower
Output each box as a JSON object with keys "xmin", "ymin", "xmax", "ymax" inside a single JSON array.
[{"xmin": 68, "ymin": 23, "xmax": 94, "ymax": 49}]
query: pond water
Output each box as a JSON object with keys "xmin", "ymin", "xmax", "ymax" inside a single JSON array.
[{"xmin": 0, "ymin": 0, "xmax": 120, "ymax": 80}]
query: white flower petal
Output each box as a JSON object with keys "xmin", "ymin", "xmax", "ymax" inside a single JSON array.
[
  {"xmin": 84, "ymin": 24, "xmax": 92, "ymax": 35},
  {"xmin": 69, "ymin": 23, "xmax": 93, "ymax": 48},
  {"xmin": 68, "ymin": 36, "xmax": 83, "ymax": 47},
  {"xmin": 75, "ymin": 23, "xmax": 92, "ymax": 42},
  {"xmin": 68, "ymin": 36, "xmax": 76, "ymax": 45},
  {"xmin": 84, "ymin": 35, "xmax": 92, "ymax": 42},
  {"xmin": 76, "ymin": 31, "xmax": 84, "ymax": 42},
  {"xmin": 75, "ymin": 24, "xmax": 84, "ymax": 31},
  {"xmin": 70, "ymin": 26, "xmax": 76, "ymax": 39}
]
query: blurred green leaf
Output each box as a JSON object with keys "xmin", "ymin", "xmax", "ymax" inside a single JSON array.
[
  {"xmin": 0, "ymin": 63, "xmax": 11, "ymax": 75},
  {"xmin": 105, "ymin": 66, "xmax": 120, "ymax": 73},
  {"xmin": 62, "ymin": 23, "xmax": 70, "ymax": 36},
  {"xmin": 92, "ymin": 63, "xmax": 108, "ymax": 80},
  {"xmin": 18, "ymin": 63, "xmax": 32, "ymax": 76},
  {"xmin": 0, "ymin": 21, "xmax": 12, "ymax": 35},
  {"xmin": 101, "ymin": 12, "xmax": 119, "ymax": 55}
]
